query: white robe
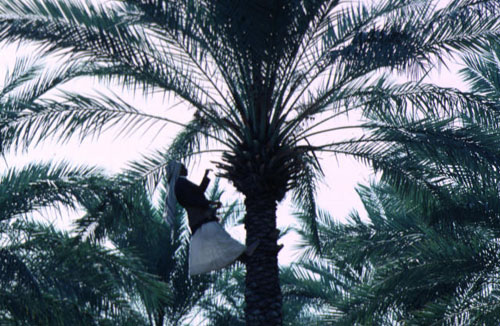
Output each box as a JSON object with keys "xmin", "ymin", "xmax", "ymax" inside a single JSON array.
[{"xmin": 189, "ymin": 221, "xmax": 246, "ymax": 276}]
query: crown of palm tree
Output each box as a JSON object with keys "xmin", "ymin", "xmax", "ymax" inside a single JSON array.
[{"xmin": 0, "ymin": 1, "xmax": 499, "ymax": 198}]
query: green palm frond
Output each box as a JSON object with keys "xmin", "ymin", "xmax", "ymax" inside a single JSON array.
[
  {"xmin": 289, "ymin": 152, "xmax": 324, "ymax": 257},
  {"xmin": 302, "ymin": 177, "xmax": 500, "ymax": 325},
  {"xmin": 1, "ymin": 220, "xmax": 155, "ymax": 325},
  {"xmin": 74, "ymin": 179, "xmax": 152, "ymax": 243},
  {"xmin": 294, "ymin": 208, "xmax": 337, "ymax": 261},
  {"xmin": 2, "ymin": 59, "xmax": 99, "ymax": 106},
  {"xmin": 312, "ymin": 116, "xmax": 500, "ymax": 207},
  {"xmin": 281, "ymin": 262, "xmax": 339, "ymax": 306},
  {"xmin": 0, "ymin": 55, "xmax": 43, "ymax": 98},
  {"xmin": 290, "ymin": 77, "xmax": 500, "ymax": 146},
  {"xmin": 461, "ymin": 40, "xmax": 500, "ymax": 100},
  {"xmin": 285, "ymin": 0, "xmax": 500, "ymax": 121},
  {"xmin": 0, "ymin": 0, "xmax": 143, "ymax": 62},
  {"xmin": 0, "ymin": 56, "xmax": 109, "ymax": 152},
  {"xmin": 0, "ymin": 162, "xmax": 170, "ymax": 324},
  {"xmin": 0, "ymin": 0, "xmax": 233, "ymax": 118},
  {"xmin": 4, "ymin": 91, "xmax": 193, "ymax": 150},
  {"xmin": 125, "ymin": 115, "xmax": 222, "ymax": 192},
  {"xmin": 0, "ymin": 162, "xmax": 107, "ymax": 221},
  {"xmin": 198, "ymin": 266, "xmax": 246, "ymax": 326},
  {"xmin": 358, "ymin": 78, "xmax": 500, "ymax": 127},
  {"xmin": 0, "ymin": 239, "xmax": 41, "ymax": 297}
]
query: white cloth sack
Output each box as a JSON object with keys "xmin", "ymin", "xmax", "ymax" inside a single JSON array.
[{"xmin": 189, "ymin": 221, "xmax": 246, "ymax": 276}]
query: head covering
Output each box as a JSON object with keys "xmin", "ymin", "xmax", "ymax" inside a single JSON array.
[{"xmin": 163, "ymin": 161, "xmax": 182, "ymax": 226}]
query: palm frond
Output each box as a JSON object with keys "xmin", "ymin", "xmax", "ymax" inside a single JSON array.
[
  {"xmin": 460, "ymin": 40, "xmax": 500, "ymax": 100},
  {"xmin": 0, "ymin": 162, "xmax": 105, "ymax": 221},
  {"xmin": 312, "ymin": 176, "xmax": 500, "ymax": 325},
  {"xmin": 0, "ymin": 0, "xmax": 142, "ymax": 62},
  {"xmin": 289, "ymin": 152, "xmax": 324, "ymax": 257},
  {"xmin": 3, "ymin": 91, "xmax": 196, "ymax": 151},
  {"xmin": 0, "ymin": 57, "xmax": 108, "ymax": 152},
  {"xmin": 357, "ymin": 78, "xmax": 500, "ymax": 127},
  {"xmin": 0, "ymin": 55, "xmax": 43, "ymax": 99},
  {"xmin": 124, "ymin": 115, "xmax": 224, "ymax": 192},
  {"xmin": 314, "ymin": 117, "xmax": 500, "ymax": 207},
  {"xmin": 1, "ymin": 220, "xmax": 156, "ymax": 325},
  {"xmin": 284, "ymin": 0, "xmax": 500, "ymax": 134}
]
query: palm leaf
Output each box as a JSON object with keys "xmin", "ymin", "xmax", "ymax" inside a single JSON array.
[
  {"xmin": 0, "ymin": 162, "xmax": 106, "ymax": 221},
  {"xmin": 1, "ymin": 220, "xmax": 156, "ymax": 325}
]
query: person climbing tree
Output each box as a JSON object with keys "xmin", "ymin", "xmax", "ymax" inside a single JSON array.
[{"xmin": 165, "ymin": 162, "xmax": 258, "ymax": 276}]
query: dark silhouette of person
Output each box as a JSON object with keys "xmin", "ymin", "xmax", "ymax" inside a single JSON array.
[
  {"xmin": 172, "ymin": 163, "xmax": 258, "ymax": 275},
  {"xmin": 174, "ymin": 165, "xmax": 220, "ymax": 234}
]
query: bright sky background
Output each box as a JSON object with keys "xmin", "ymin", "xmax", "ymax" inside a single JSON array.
[{"xmin": 0, "ymin": 0, "xmax": 467, "ymax": 265}]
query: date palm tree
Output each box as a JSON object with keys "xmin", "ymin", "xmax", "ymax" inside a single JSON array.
[
  {"xmin": 288, "ymin": 38, "xmax": 500, "ymax": 325},
  {"xmin": 295, "ymin": 177, "xmax": 500, "ymax": 325},
  {"xmin": 0, "ymin": 162, "xmax": 167, "ymax": 325},
  {"xmin": 0, "ymin": 55, "xmax": 169, "ymax": 325},
  {"xmin": 293, "ymin": 120, "xmax": 500, "ymax": 324},
  {"xmin": 1, "ymin": 1, "xmax": 500, "ymax": 324}
]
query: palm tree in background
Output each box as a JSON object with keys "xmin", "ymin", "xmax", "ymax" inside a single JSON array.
[
  {"xmin": 0, "ymin": 57, "xmax": 169, "ymax": 325},
  {"xmin": 76, "ymin": 177, "xmax": 241, "ymax": 326},
  {"xmin": 1, "ymin": 1, "xmax": 500, "ymax": 324},
  {"xmin": 292, "ymin": 88, "xmax": 500, "ymax": 324},
  {"xmin": 293, "ymin": 177, "xmax": 500, "ymax": 325},
  {"xmin": 0, "ymin": 162, "xmax": 167, "ymax": 325}
]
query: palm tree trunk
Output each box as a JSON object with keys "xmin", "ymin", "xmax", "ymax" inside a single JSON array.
[{"xmin": 244, "ymin": 194, "xmax": 282, "ymax": 326}]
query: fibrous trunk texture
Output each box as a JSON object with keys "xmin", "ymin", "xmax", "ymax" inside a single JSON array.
[{"xmin": 244, "ymin": 194, "xmax": 282, "ymax": 326}]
